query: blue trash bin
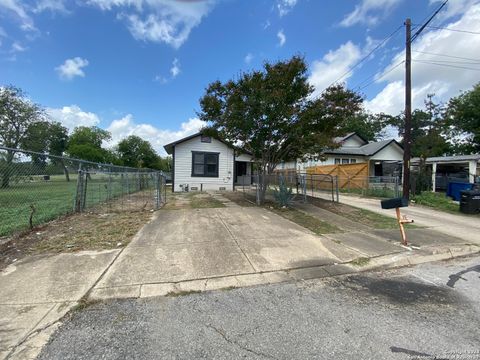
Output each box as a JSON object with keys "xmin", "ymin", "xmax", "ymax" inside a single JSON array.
[{"xmin": 446, "ymin": 182, "xmax": 474, "ymax": 201}]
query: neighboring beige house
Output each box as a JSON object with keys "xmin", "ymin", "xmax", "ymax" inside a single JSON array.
[
  {"xmin": 280, "ymin": 132, "xmax": 404, "ymax": 176},
  {"xmin": 164, "ymin": 133, "xmax": 253, "ymax": 192}
]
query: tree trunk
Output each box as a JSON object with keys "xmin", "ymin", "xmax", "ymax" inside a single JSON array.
[
  {"xmin": 257, "ymin": 163, "xmax": 269, "ymax": 205},
  {"xmin": 60, "ymin": 159, "xmax": 70, "ymax": 182},
  {"xmin": 1, "ymin": 150, "xmax": 14, "ymax": 189}
]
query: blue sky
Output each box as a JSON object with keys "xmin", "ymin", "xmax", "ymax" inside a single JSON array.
[{"xmin": 1, "ymin": 0, "xmax": 479, "ymax": 154}]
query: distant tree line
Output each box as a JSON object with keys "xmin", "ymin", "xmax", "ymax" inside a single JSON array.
[{"xmin": 0, "ymin": 86, "xmax": 171, "ymax": 188}]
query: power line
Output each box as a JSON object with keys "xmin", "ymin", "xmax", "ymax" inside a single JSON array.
[
  {"xmin": 411, "ymin": 0, "xmax": 449, "ymax": 42},
  {"xmin": 320, "ymin": 24, "xmax": 403, "ymax": 92},
  {"xmin": 414, "ymin": 58, "xmax": 480, "ymax": 65},
  {"xmin": 355, "ymin": 60, "xmax": 405, "ymax": 92},
  {"xmin": 418, "ymin": 25, "xmax": 480, "ymax": 35},
  {"xmin": 413, "ymin": 60, "xmax": 480, "ymax": 72},
  {"xmin": 411, "ymin": 50, "xmax": 480, "ymax": 62}
]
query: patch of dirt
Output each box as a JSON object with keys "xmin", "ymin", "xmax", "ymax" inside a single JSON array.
[
  {"xmin": 0, "ymin": 210, "xmax": 153, "ymax": 270},
  {"xmin": 163, "ymin": 192, "xmax": 225, "ymax": 210},
  {"xmin": 221, "ymin": 191, "xmax": 256, "ymax": 207},
  {"xmin": 306, "ymin": 196, "xmax": 408, "ymax": 230}
]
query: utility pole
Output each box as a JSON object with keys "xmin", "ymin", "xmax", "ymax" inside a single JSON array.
[{"xmin": 403, "ymin": 18, "xmax": 412, "ymax": 200}]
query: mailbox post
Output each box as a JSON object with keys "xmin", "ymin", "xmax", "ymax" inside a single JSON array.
[{"xmin": 380, "ymin": 197, "xmax": 414, "ymax": 246}]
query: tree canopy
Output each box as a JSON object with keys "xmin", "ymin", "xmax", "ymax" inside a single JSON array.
[
  {"xmin": 0, "ymin": 86, "xmax": 46, "ymax": 187},
  {"xmin": 117, "ymin": 135, "xmax": 159, "ymax": 168},
  {"xmin": 199, "ymin": 56, "xmax": 363, "ymax": 202},
  {"xmin": 446, "ymin": 82, "xmax": 480, "ymax": 154},
  {"xmin": 66, "ymin": 126, "xmax": 113, "ymax": 163}
]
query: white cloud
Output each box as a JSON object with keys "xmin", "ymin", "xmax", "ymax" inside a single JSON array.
[
  {"xmin": 11, "ymin": 41, "xmax": 26, "ymax": 52},
  {"xmin": 170, "ymin": 58, "xmax": 180, "ymax": 78},
  {"xmin": 47, "ymin": 105, "xmax": 100, "ymax": 132},
  {"xmin": 365, "ymin": 2, "xmax": 480, "ymax": 114},
  {"xmin": 277, "ymin": 0, "xmax": 297, "ymax": 17},
  {"xmin": 244, "ymin": 53, "xmax": 253, "ymax": 64},
  {"xmin": 277, "ymin": 29, "xmax": 286, "ymax": 47},
  {"xmin": 89, "ymin": 0, "xmax": 215, "ymax": 48},
  {"xmin": 340, "ymin": 0, "xmax": 402, "ymax": 27},
  {"xmin": 308, "ymin": 41, "xmax": 362, "ymax": 98},
  {"xmin": 34, "ymin": 0, "xmax": 68, "ymax": 13},
  {"xmin": 0, "ymin": 0, "xmax": 35, "ymax": 31},
  {"xmin": 55, "ymin": 57, "xmax": 89, "ymax": 80},
  {"xmin": 46, "ymin": 105, "xmax": 204, "ymax": 154},
  {"xmin": 429, "ymin": 0, "xmax": 480, "ymax": 21},
  {"xmin": 107, "ymin": 115, "xmax": 204, "ymax": 155}
]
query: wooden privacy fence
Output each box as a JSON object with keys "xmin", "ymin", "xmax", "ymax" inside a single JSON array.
[{"xmin": 306, "ymin": 163, "xmax": 369, "ymax": 189}]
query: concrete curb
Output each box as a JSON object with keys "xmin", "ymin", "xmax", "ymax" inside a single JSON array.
[{"xmin": 88, "ymin": 243, "xmax": 480, "ymax": 302}]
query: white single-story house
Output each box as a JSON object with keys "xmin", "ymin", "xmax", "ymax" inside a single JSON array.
[
  {"xmin": 280, "ymin": 132, "xmax": 404, "ymax": 176},
  {"xmin": 164, "ymin": 133, "xmax": 253, "ymax": 192}
]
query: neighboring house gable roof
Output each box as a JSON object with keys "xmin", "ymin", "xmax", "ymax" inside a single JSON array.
[
  {"xmin": 334, "ymin": 132, "xmax": 369, "ymax": 146},
  {"xmin": 324, "ymin": 139, "xmax": 403, "ymax": 157}
]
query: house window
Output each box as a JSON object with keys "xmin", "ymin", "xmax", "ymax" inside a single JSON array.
[
  {"xmin": 192, "ymin": 151, "xmax": 219, "ymax": 177},
  {"xmin": 334, "ymin": 158, "xmax": 341, "ymax": 164},
  {"xmin": 350, "ymin": 159, "xmax": 357, "ymax": 164},
  {"xmin": 201, "ymin": 135, "xmax": 212, "ymax": 143},
  {"xmin": 342, "ymin": 159, "xmax": 349, "ymax": 164}
]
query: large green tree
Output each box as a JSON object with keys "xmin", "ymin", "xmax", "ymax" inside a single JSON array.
[
  {"xmin": 66, "ymin": 126, "xmax": 112, "ymax": 163},
  {"xmin": 446, "ymin": 82, "xmax": 480, "ymax": 154},
  {"xmin": 117, "ymin": 135, "xmax": 159, "ymax": 168},
  {"xmin": 0, "ymin": 86, "xmax": 45, "ymax": 187},
  {"xmin": 388, "ymin": 94, "xmax": 451, "ymax": 158},
  {"xmin": 22, "ymin": 121, "xmax": 71, "ymax": 180},
  {"xmin": 198, "ymin": 56, "xmax": 363, "ymax": 203},
  {"xmin": 339, "ymin": 112, "xmax": 387, "ymax": 141}
]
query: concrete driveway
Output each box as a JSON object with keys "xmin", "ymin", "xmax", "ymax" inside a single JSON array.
[{"xmin": 91, "ymin": 207, "xmax": 360, "ymax": 299}]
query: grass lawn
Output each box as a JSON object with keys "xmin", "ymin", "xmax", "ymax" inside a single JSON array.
[
  {"xmin": 0, "ymin": 173, "xmax": 157, "ymax": 237},
  {"xmin": 267, "ymin": 204, "xmax": 342, "ymax": 235},
  {"xmin": 307, "ymin": 196, "xmax": 413, "ymax": 230},
  {"xmin": 411, "ymin": 191, "xmax": 464, "ymax": 214}
]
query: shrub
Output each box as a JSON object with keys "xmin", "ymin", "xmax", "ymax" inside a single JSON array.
[{"xmin": 273, "ymin": 176, "xmax": 294, "ymax": 207}]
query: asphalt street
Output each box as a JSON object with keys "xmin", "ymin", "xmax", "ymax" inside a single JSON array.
[{"xmin": 38, "ymin": 256, "xmax": 480, "ymax": 360}]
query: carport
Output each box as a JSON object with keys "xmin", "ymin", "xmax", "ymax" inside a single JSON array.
[{"xmin": 412, "ymin": 154, "xmax": 480, "ymax": 191}]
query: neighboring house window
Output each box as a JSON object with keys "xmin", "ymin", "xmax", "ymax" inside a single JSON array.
[
  {"xmin": 334, "ymin": 158, "xmax": 341, "ymax": 164},
  {"xmin": 342, "ymin": 159, "xmax": 349, "ymax": 164},
  {"xmin": 350, "ymin": 159, "xmax": 357, "ymax": 163},
  {"xmin": 192, "ymin": 151, "xmax": 219, "ymax": 177},
  {"xmin": 201, "ymin": 135, "xmax": 212, "ymax": 143}
]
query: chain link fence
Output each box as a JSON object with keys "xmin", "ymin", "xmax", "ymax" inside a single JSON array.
[
  {"xmin": 237, "ymin": 172, "xmax": 339, "ymax": 204},
  {"xmin": 0, "ymin": 146, "xmax": 167, "ymax": 237}
]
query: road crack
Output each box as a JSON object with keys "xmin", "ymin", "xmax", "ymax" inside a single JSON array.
[{"xmin": 206, "ymin": 324, "xmax": 277, "ymax": 359}]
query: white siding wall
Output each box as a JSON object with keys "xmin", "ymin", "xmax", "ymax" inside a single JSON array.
[
  {"xmin": 294, "ymin": 156, "xmax": 366, "ymax": 170},
  {"xmin": 174, "ymin": 136, "xmax": 234, "ymax": 192}
]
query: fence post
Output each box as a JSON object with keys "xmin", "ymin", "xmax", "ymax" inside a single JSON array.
[
  {"xmin": 155, "ymin": 172, "xmax": 160, "ymax": 209},
  {"xmin": 75, "ymin": 169, "xmax": 86, "ymax": 212},
  {"xmin": 335, "ymin": 176, "xmax": 339, "ymax": 203}
]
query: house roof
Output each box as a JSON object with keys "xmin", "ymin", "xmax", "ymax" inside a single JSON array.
[
  {"xmin": 324, "ymin": 139, "xmax": 403, "ymax": 157},
  {"xmin": 163, "ymin": 132, "xmax": 252, "ymax": 156},
  {"xmin": 334, "ymin": 132, "xmax": 369, "ymax": 145},
  {"xmin": 411, "ymin": 154, "xmax": 480, "ymax": 164}
]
